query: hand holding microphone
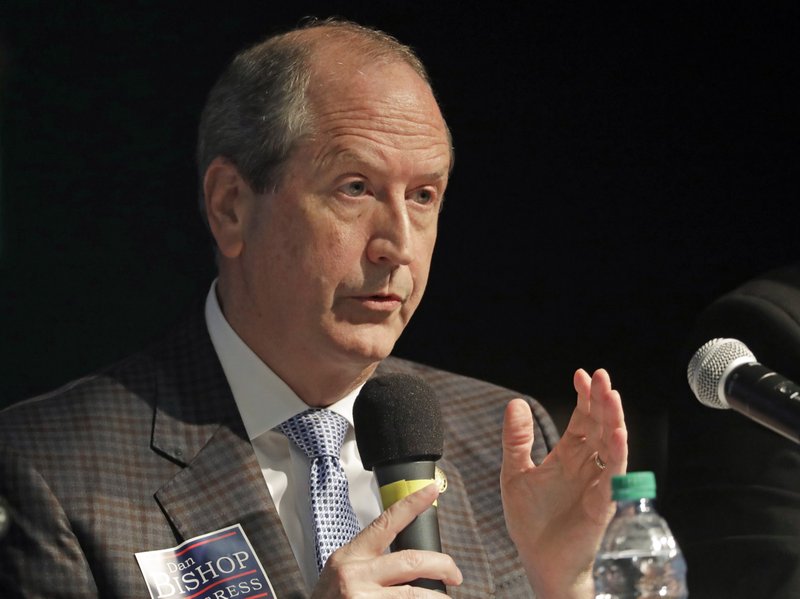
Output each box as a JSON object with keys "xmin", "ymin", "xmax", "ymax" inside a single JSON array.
[{"xmin": 688, "ymin": 338, "xmax": 800, "ymax": 444}]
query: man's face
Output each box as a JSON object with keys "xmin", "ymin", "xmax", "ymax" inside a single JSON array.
[{"xmin": 228, "ymin": 57, "xmax": 451, "ymax": 373}]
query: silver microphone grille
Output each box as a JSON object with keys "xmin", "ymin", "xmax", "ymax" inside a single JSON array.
[{"xmin": 687, "ymin": 338, "xmax": 756, "ymax": 409}]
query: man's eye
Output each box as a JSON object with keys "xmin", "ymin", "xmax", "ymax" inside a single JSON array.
[
  {"xmin": 340, "ymin": 180, "xmax": 367, "ymax": 197},
  {"xmin": 410, "ymin": 188, "xmax": 436, "ymax": 205}
]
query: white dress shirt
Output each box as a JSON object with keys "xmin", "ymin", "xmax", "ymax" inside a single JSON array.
[{"xmin": 204, "ymin": 282, "xmax": 383, "ymax": 589}]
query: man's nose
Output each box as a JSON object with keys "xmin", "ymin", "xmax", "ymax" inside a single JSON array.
[{"xmin": 365, "ymin": 194, "xmax": 414, "ymax": 266}]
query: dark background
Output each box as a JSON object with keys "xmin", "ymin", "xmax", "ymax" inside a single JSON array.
[{"xmin": 1, "ymin": 2, "xmax": 796, "ymax": 478}]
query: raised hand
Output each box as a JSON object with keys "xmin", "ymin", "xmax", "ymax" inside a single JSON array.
[{"xmin": 501, "ymin": 368, "xmax": 628, "ymax": 598}]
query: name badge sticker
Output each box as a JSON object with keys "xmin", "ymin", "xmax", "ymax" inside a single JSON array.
[{"xmin": 135, "ymin": 524, "xmax": 277, "ymax": 599}]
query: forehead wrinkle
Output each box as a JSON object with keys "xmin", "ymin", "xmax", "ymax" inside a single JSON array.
[
  {"xmin": 314, "ymin": 145, "xmax": 378, "ymax": 173},
  {"xmin": 316, "ymin": 104, "xmax": 446, "ymax": 138},
  {"xmin": 304, "ymin": 59, "xmax": 452, "ymax": 173},
  {"xmin": 305, "ymin": 53, "xmax": 453, "ymax": 168},
  {"xmin": 314, "ymin": 141, "xmax": 450, "ymax": 182},
  {"xmin": 311, "ymin": 104, "xmax": 450, "ymax": 170},
  {"xmin": 319, "ymin": 125, "xmax": 452, "ymax": 175},
  {"xmin": 317, "ymin": 126, "xmax": 450, "ymax": 160}
]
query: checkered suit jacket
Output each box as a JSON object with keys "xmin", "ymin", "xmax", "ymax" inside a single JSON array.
[{"xmin": 0, "ymin": 308, "xmax": 559, "ymax": 598}]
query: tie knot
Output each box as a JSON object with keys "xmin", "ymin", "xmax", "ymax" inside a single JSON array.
[{"xmin": 277, "ymin": 409, "xmax": 349, "ymax": 459}]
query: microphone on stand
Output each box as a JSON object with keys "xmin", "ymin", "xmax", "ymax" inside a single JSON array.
[
  {"xmin": 354, "ymin": 373, "xmax": 446, "ymax": 593},
  {"xmin": 687, "ymin": 338, "xmax": 800, "ymax": 444}
]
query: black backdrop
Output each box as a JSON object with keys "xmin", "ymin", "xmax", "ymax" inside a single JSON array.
[{"xmin": 1, "ymin": 2, "xmax": 796, "ymax": 475}]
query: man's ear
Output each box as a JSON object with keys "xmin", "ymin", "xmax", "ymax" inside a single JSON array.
[{"xmin": 203, "ymin": 157, "xmax": 252, "ymax": 258}]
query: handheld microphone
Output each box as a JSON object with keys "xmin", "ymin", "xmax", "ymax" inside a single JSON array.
[
  {"xmin": 687, "ymin": 338, "xmax": 800, "ymax": 444},
  {"xmin": 354, "ymin": 373, "xmax": 446, "ymax": 593}
]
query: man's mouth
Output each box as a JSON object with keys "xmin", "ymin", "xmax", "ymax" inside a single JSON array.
[
  {"xmin": 352, "ymin": 293, "xmax": 404, "ymax": 310},
  {"xmin": 365, "ymin": 293, "xmax": 402, "ymax": 301}
]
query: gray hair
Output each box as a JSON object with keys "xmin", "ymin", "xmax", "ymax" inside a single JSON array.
[{"xmin": 196, "ymin": 18, "xmax": 444, "ymax": 227}]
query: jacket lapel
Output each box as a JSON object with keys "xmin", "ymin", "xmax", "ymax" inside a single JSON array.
[
  {"xmin": 155, "ymin": 423, "xmax": 307, "ymax": 598},
  {"xmin": 148, "ymin": 310, "xmax": 308, "ymax": 598}
]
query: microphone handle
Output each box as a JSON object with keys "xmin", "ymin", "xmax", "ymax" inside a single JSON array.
[
  {"xmin": 726, "ymin": 362, "xmax": 800, "ymax": 443},
  {"xmin": 374, "ymin": 461, "xmax": 446, "ymax": 593}
]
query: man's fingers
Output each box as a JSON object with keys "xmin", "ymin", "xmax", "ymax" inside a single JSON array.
[
  {"xmin": 320, "ymin": 546, "xmax": 464, "ymax": 599},
  {"xmin": 565, "ymin": 368, "xmax": 627, "ymax": 474},
  {"xmin": 564, "ymin": 369, "xmax": 592, "ymax": 437},
  {"xmin": 586, "ymin": 376, "xmax": 628, "ymax": 506},
  {"xmin": 573, "ymin": 368, "xmax": 592, "ymax": 414},
  {"xmin": 320, "ymin": 484, "xmax": 463, "ymax": 593},
  {"xmin": 347, "ymin": 483, "xmax": 440, "ymax": 556},
  {"xmin": 323, "ymin": 547, "xmax": 462, "ymax": 593},
  {"xmin": 501, "ymin": 398, "xmax": 535, "ymax": 481},
  {"xmin": 370, "ymin": 549, "xmax": 463, "ymax": 588},
  {"xmin": 603, "ymin": 417, "xmax": 628, "ymax": 477},
  {"xmin": 594, "ymin": 374, "xmax": 627, "ymax": 475}
]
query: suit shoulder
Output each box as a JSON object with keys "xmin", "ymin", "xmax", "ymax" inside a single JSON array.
[
  {"xmin": 379, "ymin": 356, "xmax": 559, "ymax": 451},
  {"xmin": 380, "ymin": 356, "xmax": 529, "ymax": 400},
  {"xmin": 0, "ymin": 350, "xmax": 157, "ymax": 444}
]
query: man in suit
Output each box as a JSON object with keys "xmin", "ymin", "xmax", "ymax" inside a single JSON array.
[
  {"xmin": 663, "ymin": 263, "xmax": 800, "ymax": 598},
  {"xmin": 0, "ymin": 20, "xmax": 627, "ymax": 598}
]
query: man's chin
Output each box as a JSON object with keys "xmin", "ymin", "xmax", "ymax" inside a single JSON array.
[{"xmin": 329, "ymin": 324, "xmax": 402, "ymax": 363}]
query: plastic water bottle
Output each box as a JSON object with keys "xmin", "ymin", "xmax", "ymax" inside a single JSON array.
[{"xmin": 593, "ymin": 471, "xmax": 688, "ymax": 598}]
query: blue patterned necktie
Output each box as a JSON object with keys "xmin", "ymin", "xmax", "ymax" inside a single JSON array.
[{"xmin": 278, "ymin": 409, "xmax": 361, "ymax": 572}]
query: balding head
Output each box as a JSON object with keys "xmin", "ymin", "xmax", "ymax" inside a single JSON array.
[{"xmin": 196, "ymin": 19, "xmax": 450, "ymax": 228}]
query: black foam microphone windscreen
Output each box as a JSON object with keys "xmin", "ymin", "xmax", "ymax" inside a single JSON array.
[{"xmin": 354, "ymin": 373, "xmax": 443, "ymax": 469}]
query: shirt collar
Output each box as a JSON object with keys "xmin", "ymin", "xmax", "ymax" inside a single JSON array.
[{"xmin": 204, "ymin": 280, "xmax": 362, "ymax": 440}]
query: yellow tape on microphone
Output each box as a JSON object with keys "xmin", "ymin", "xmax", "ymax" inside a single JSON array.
[{"xmin": 379, "ymin": 479, "xmax": 438, "ymax": 509}]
